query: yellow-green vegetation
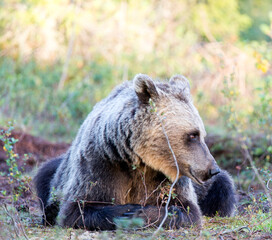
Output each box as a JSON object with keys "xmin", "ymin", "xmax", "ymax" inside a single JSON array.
[
  {"xmin": 0, "ymin": 0, "xmax": 271, "ymax": 141},
  {"xmin": 0, "ymin": 205, "xmax": 271, "ymax": 239},
  {"xmin": 0, "ymin": 0, "xmax": 272, "ymax": 239},
  {"xmin": 0, "ymin": 124, "xmax": 31, "ymax": 202}
]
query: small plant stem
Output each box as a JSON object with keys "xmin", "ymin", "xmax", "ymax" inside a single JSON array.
[
  {"xmin": 241, "ymin": 141, "xmax": 272, "ymax": 207},
  {"xmin": 77, "ymin": 201, "xmax": 86, "ymax": 229},
  {"xmin": 3, "ymin": 204, "xmax": 29, "ymax": 240},
  {"xmin": 152, "ymin": 113, "xmax": 180, "ymax": 237},
  {"xmin": 216, "ymin": 225, "xmax": 250, "ymax": 236},
  {"xmin": 267, "ymin": 178, "xmax": 272, "ymax": 190},
  {"xmin": 58, "ymin": 0, "xmax": 78, "ymax": 90}
]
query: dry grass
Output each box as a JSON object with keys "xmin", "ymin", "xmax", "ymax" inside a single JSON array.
[{"xmin": 0, "ymin": 203, "xmax": 271, "ymax": 240}]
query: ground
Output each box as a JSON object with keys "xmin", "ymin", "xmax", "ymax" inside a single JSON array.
[{"xmin": 0, "ymin": 129, "xmax": 271, "ymax": 239}]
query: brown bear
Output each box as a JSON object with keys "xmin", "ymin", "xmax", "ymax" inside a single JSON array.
[{"xmin": 34, "ymin": 74, "xmax": 236, "ymax": 230}]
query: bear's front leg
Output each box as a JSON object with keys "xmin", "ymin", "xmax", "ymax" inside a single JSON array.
[
  {"xmin": 59, "ymin": 202, "xmax": 143, "ymax": 230},
  {"xmin": 132, "ymin": 201, "xmax": 201, "ymax": 229},
  {"xmin": 193, "ymin": 170, "xmax": 236, "ymax": 217},
  {"xmin": 170, "ymin": 176, "xmax": 202, "ymax": 228},
  {"xmin": 130, "ymin": 176, "xmax": 202, "ymax": 229}
]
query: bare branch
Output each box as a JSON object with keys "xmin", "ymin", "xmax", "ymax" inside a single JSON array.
[
  {"xmin": 240, "ymin": 142, "xmax": 272, "ymax": 208},
  {"xmin": 77, "ymin": 200, "xmax": 86, "ymax": 229},
  {"xmin": 58, "ymin": 0, "xmax": 78, "ymax": 90},
  {"xmin": 2, "ymin": 204, "xmax": 29, "ymax": 240},
  {"xmin": 267, "ymin": 178, "xmax": 272, "ymax": 190},
  {"xmin": 152, "ymin": 113, "xmax": 180, "ymax": 237}
]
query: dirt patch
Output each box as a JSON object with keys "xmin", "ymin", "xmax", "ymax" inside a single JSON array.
[
  {"xmin": 0, "ymin": 128, "xmax": 70, "ymax": 212},
  {"xmin": 0, "ymin": 128, "xmax": 70, "ymax": 173}
]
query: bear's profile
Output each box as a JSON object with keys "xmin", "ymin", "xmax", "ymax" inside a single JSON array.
[{"xmin": 35, "ymin": 74, "xmax": 236, "ymax": 230}]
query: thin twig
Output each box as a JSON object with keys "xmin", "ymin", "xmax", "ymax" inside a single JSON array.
[
  {"xmin": 77, "ymin": 201, "xmax": 86, "ymax": 229},
  {"xmin": 80, "ymin": 200, "xmax": 114, "ymax": 205},
  {"xmin": 3, "ymin": 204, "xmax": 29, "ymax": 240},
  {"xmin": 2, "ymin": 204, "xmax": 20, "ymax": 238},
  {"xmin": 220, "ymin": 225, "xmax": 250, "ymax": 235},
  {"xmin": 247, "ymin": 170, "xmax": 256, "ymax": 193},
  {"xmin": 152, "ymin": 113, "xmax": 180, "ymax": 237},
  {"xmin": 37, "ymin": 197, "xmax": 53, "ymax": 227},
  {"xmin": 145, "ymin": 178, "xmax": 167, "ymax": 205},
  {"xmin": 140, "ymin": 167, "xmax": 149, "ymax": 206},
  {"xmin": 257, "ymin": 212, "xmax": 272, "ymax": 226},
  {"xmin": 241, "ymin": 141, "xmax": 272, "ymax": 207},
  {"xmin": 130, "ymin": 201, "xmax": 165, "ymax": 230},
  {"xmin": 58, "ymin": 0, "xmax": 77, "ymax": 90},
  {"xmin": 267, "ymin": 178, "xmax": 272, "ymax": 190}
]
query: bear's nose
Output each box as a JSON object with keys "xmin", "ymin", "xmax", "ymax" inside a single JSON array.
[{"xmin": 209, "ymin": 168, "xmax": 221, "ymax": 177}]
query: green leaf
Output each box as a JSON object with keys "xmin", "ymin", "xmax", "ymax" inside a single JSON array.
[
  {"xmin": 267, "ymin": 146, "xmax": 272, "ymax": 153},
  {"xmin": 254, "ymin": 147, "xmax": 264, "ymax": 155}
]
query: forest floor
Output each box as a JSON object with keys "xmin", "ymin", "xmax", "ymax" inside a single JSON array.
[{"xmin": 0, "ymin": 129, "xmax": 271, "ymax": 240}]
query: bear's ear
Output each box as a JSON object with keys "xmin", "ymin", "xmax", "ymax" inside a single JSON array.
[
  {"xmin": 133, "ymin": 74, "xmax": 159, "ymax": 104},
  {"xmin": 169, "ymin": 74, "xmax": 191, "ymax": 99}
]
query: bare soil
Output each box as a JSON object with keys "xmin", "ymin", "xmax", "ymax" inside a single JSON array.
[
  {"xmin": 0, "ymin": 127, "xmax": 70, "ymax": 173},
  {"xmin": 0, "ymin": 128, "xmax": 69, "ymax": 214}
]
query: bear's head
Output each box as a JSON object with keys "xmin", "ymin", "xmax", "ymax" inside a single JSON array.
[{"xmin": 133, "ymin": 74, "xmax": 220, "ymax": 184}]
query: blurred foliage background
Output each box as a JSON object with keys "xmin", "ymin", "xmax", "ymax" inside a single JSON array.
[{"xmin": 0, "ymin": 0, "xmax": 271, "ymax": 142}]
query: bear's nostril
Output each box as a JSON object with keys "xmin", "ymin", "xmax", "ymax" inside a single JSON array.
[{"xmin": 210, "ymin": 168, "xmax": 221, "ymax": 177}]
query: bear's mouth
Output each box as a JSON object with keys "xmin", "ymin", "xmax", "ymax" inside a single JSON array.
[{"xmin": 189, "ymin": 168, "xmax": 204, "ymax": 185}]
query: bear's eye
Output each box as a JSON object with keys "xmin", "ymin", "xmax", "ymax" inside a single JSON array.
[{"xmin": 187, "ymin": 131, "xmax": 200, "ymax": 141}]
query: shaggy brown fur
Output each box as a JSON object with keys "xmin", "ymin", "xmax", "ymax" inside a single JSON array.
[{"xmin": 34, "ymin": 74, "xmax": 236, "ymax": 230}]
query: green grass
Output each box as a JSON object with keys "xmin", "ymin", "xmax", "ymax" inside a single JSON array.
[
  {"xmin": 0, "ymin": 204, "xmax": 271, "ymax": 240},
  {"xmin": 0, "ymin": 58, "xmax": 122, "ymax": 142}
]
